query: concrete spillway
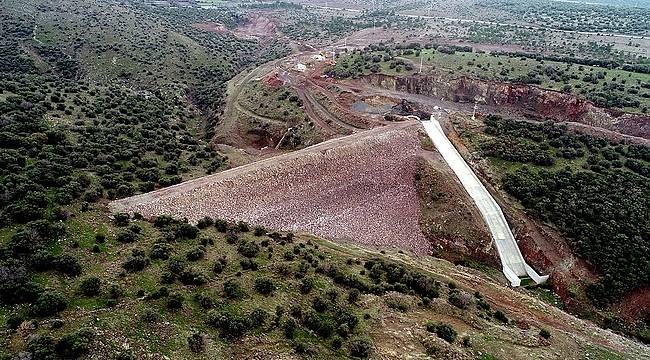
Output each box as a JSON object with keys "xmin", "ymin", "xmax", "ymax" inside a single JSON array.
[{"xmin": 421, "ymin": 117, "xmax": 548, "ymax": 286}]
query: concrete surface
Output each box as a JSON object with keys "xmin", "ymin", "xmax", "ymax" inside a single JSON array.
[{"xmin": 421, "ymin": 116, "xmax": 548, "ymax": 286}]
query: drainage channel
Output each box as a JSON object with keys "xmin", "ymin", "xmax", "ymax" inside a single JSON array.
[{"xmin": 420, "ymin": 116, "xmax": 548, "ymax": 287}]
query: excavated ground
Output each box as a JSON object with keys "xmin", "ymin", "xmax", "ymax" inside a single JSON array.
[{"xmin": 111, "ymin": 121, "xmax": 433, "ymax": 255}]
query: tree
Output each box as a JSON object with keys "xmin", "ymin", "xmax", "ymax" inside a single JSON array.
[
  {"xmin": 33, "ymin": 291, "xmax": 67, "ymax": 317},
  {"xmin": 254, "ymin": 277, "xmax": 276, "ymax": 295},
  {"xmin": 348, "ymin": 338, "xmax": 372, "ymax": 358},
  {"xmin": 79, "ymin": 277, "xmax": 101, "ymax": 296}
]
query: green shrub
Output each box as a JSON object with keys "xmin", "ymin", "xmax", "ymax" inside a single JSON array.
[
  {"xmin": 33, "ymin": 292, "xmax": 67, "ymax": 317},
  {"xmin": 283, "ymin": 318, "xmax": 297, "ymax": 339},
  {"xmin": 253, "ymin": 225, "xmax": 266, "ymax": 236},
  {"xmin": 79, "ymin": 277, "xmax": 101, "ymax": 296},
  {"xmin": 55, "ymin": 328, "xmax": 94, "ymax": 359},
  {"xmin": 122, "ymin": 250, "xmax": 149, "ymax": 272},
  {"xmin": 166, "ymin": 293, "xmax": 184, "ymax": 310},
  {"xmin": 426, "ymin": 322, "xmax": 457, "ymax": 343},
  {"xmin": 187, "ymin": 332, "xmax": 205, "ymax": 353},
  {"xmin": 448, "ymin": 290, "xmax": 473, "ymax": 310},
  {"xmin": 312, "ymin": 296, "xmax": 329, "ymax": 312},
  {"xmin": 348, "ymin": 338, "xmax": 372, "ymax": 358},
  {"xmin": 303, "ymin": 310, "xmax": 334, "ymax": 337},
  {"xmin": 150, "ymin": 243, "xmax": 172, "ymax": 260},
  {"xmin": 141, "ymin": 308, "xmax": 158, "ymax": 323},
  {"xmin": 348, "ymin": 288, "xmax": 361, "ymax": 303},
  {"xmin": 113, "ymin": 212, "xmax": 130, "ymax": 226},
  {"xmin": 116, "ymin": 230, "xmax": 137, "ymax": 243},
  {"xmin": 254, "ymin": 277, "xmax": 276, "ymax": 295},
  {"xmin": 186, "ymin": 246, "xmax": 206, "ymax": 261},
  {"xmin": 386, "ymin": 297, "xmax": 409, "ymax": 312},
  {"xmin": 196, "ymin": 216, "xmax": 213, "ymax": 229},
  {"xmin": 207, "ymin": 309, "xmax": 252, "ymax": 339},
  {"xmin": 26, "ymin": 334, "xmax": 56, "ymax": 360},
  {"xmin": 238, "ymin": 240, "xmax": 260, "ymax": 258},
  {"xmin": 224, "ymin": 279, "xmax": 244, "ymax": 299},
  {"xmin": 494, "ymin": 310, "xmax": 508, "ymax": 323},
  {"xmin": 237, "ymin": 221, "xmax": 249, "ymax": 232},
  {"xmin": 250, "ymin": 308, "xmax": 269, "ymax": 327},
  {"xmin": 331, "ymin": 335, "xmax": 343, "ymax": 349},
  {"xmin": 178, "ymin": 267, "xmax": 208, "ymax": 286},
  {"xmin": 240, "ymin": 258, "xmax": 259, "ymax": 271},
  {"xmin": 540, "ymin": 328, "xmax": 551, "ymax": 339},
  {"xmin": 195, "ymin": 293, "xmax": 214, "ymax": 309},
  {"xmin": 213, "ymin": 256, "xmax": 228, "ymax": 273},
  {"xmin": 214, "ymin": 219, "xmax": 228, "ymax": 232}
]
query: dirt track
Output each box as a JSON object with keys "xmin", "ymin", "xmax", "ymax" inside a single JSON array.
[{"xmin": 111, "ymin": 121, "xmax": 432, "ymax": 255}]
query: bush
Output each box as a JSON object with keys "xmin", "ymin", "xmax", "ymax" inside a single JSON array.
[
  {"xmin": 253, "ymin": 225, "xmax": 266, "ymax": 236},
  {"xmin": 214, "ymin": 219, "xmax": 228, "ymax": 232},
  {"xmin": 237, "ymin": 221, "xmax": 249, "ymax": 232},
  {"xmin": 79, "ymin": 277, "xmax": 101, "ymax": 296},
  {"xmin": 207, "ymin": 309, "xmax": 252, "ymax": 339},
  {"xmin": 113, "ymin": 212, "xmax": 130, "ymax": 226},
  {"xmin": 348, "ymin": 288, "xmax": 361, "ymax": 303},
  {"xmin": 426, "ymin": 322, "xmax": 457, "ymax": 343},
  {"xmin": 254, "ymin": 277, "xmax": 276, "ymax": 295},
  {"xmin": 448, "ymin": 290, "xmax": 473, "ymax": 310},
  {"xmin": 386, "ymin": 297, "xmax": 409, "ymax": 312},
  {"xmin": 250, "ymin": 308, "xmax": 269, "ymax": 327},
  {"xmin": 27, "ymin": 334, "xmax": 56, "ymax": 360},
  {"xmin": 238, "ymin": 240, "xmax": 260, "ymax": 258},
  {"xmin": 186, "ymin": 246, "xmax": 206, "ymax": 261},
  {"xmin": 33, "ymin": 292, "xmax": 67, "ymax": 317},
  {"xmin": 213, "ymin": 256, "xmax": 227, "ymax": 273},
  {"xmin": 187, "ymin": 332, "xmax": 205, "ymax": 353},
  {"xmin": 540, "ymin": 328, "xmax": 551, "ymax": 339},
  {"xmin": 312, "ymin": 296, "xmax": 329, "ymax": 312},
  {"xmin": 54, "ymin": 254, "xmax": 82, "ymax": 276},
  {"xmin": 283, "ymin": 318, "xmax": 297, "ymax": 339},
  {"xmin": 494, "ymin": 310, "xmax": 508, "ymax": 323},
  {"xmin": 178, "ymin": 267, "xmax": 208, "ymax": 286},
  {"xmin": 348, "ymin": 338, "xmax": 372, "ymax": 358},
  {"xmin": 303, "ymin": 310, "xmax": 334, "ymax": 337},
  {"xmin": 122, "ymin": 250, "xmax": 149, "ymax": 272},
  {"xmin": 195, "ymin": 293, "xmax": 214, "ymax": 309},
  {"xmin": 116, "ymin": 230, "xmax": 137, "ymax": 243},
  {"xmin": 332, "ymin": 335, "xmax": 343, "ymax": 349},
  {"xmin": 224, "ymin": 279, "xmax": 244, "ymax": 299},
  {"xmin": 166, "ymin": 293, "xmax": 184, "ymax": 310},
  {"xmin": 55, "ymin": 328, "xmax": 94, "ymax": 359},
  {"xmin": 240, "ymin": 258, "xmax": 259, "ymax": 271},
  {"xmin": 196, "ymin": 216, "xmax": 213, "ymax": 229},
  {"xmin": 150, "ymin": 242, "xmax": 172, "ymax": 260},
  {"xmin": 141, "ymin": 308, "xmax": 158, "ymax": 323}
]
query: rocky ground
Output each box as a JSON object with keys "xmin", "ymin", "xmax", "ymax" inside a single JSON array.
[{"xmin": 111, "ymin": 121, "xmax": 433, "ymax": 255}]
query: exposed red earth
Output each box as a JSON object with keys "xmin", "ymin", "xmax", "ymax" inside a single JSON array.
[{"xmin": 111, "ymin": 121, "xmax": 433, "ymax": 255}]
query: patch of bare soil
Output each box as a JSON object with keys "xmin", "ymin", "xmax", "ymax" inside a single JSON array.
[
  {"xmin": 234, "ymin": 14, "xmax": 277, "ymax": 40},
  {"xmin": 191, "ymin": 22, "xmax": 228, "ymax": 33},
  {"xmin": 415, "ymin": 155, "xmax": 497, "ymax": 267},
  {"xmin": 111, "ymin": 122, "xmax": 432, "ymax": 255}
]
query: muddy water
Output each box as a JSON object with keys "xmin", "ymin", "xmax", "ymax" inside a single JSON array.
[{"xmin": 351, "ymin": 101, "xmax": 394, "ymax": 114}]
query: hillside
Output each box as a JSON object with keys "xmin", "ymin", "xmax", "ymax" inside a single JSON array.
[{"xmin": 1, "ymin": 0, "xmax": 650, "ymax": 358}]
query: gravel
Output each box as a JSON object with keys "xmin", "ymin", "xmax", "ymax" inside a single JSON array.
[{"xmin": 111, "ymin": 123, "xmax": 432, "ymax": 255}]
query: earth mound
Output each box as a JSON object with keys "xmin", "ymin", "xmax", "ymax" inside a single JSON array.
[{"xmin": 111, "ymin": 122, "xmax": 432, "ymax": 254}]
